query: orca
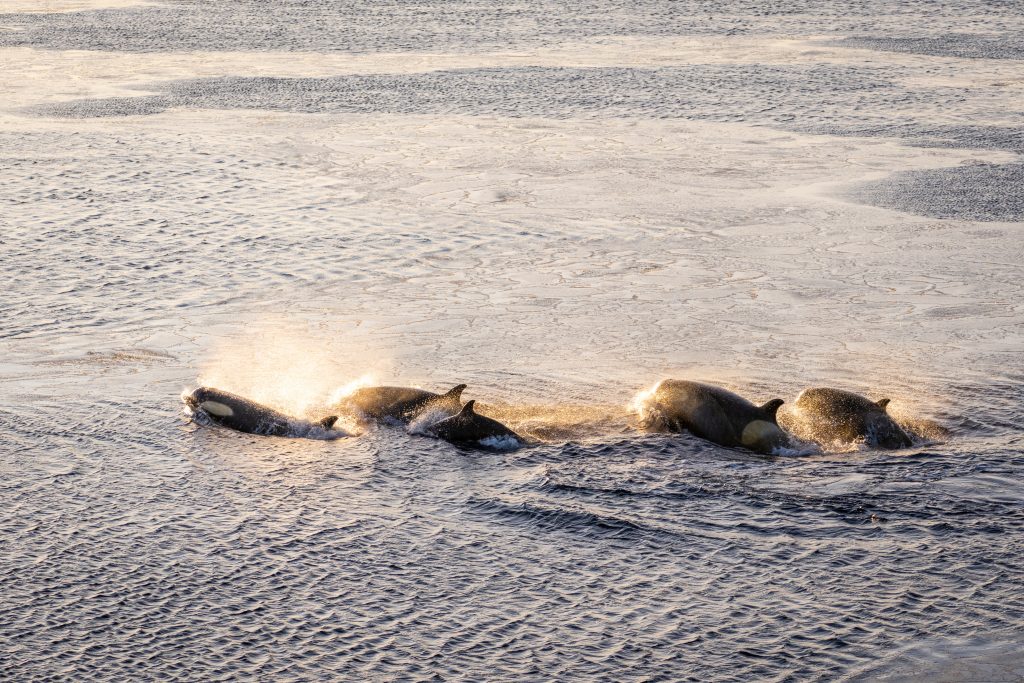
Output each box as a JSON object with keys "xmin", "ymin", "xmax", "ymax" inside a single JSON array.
[
  {"xmin": 344, "ymin": 383, "xmax": 466, "ymax": 423},
  {"xmin": 183, "ymin": 387, "xmax": 345, "ymax": 438},
  {"xmin": 425, "ymin": 400, "xmax": 523, "ymax": 449},
  {"xmin": 790, "ymin": 387, "xmax": 913, "ymax": 449},
  {"xmin": 640, "ymin": 379, "xmax": 790, "ymax": 454}
]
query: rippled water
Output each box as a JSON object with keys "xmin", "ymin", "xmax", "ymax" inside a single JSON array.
[{"xmin": 2, "ymin": 1, "xmax": 1023, "ymax": 680}]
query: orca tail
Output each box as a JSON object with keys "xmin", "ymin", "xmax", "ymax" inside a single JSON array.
[
  {"xmin": 317, "ymin": 415, "xmax": 339, "ymax": 429},
  {"xmin": 760, "ymin": 398, "xmax": 784, "ymax": 423},
  {"xmin": 875, "ymin": 398, "xmax": 891, "ymax": 411},
  {"xmin": 445, "ymin": 384, "xmax": 468, "ymax": 401}
]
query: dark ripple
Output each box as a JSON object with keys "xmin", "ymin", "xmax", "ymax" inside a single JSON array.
[
  {"xmin": 466, "ymin": 496, "xmax": 660, "ymax": 540},
  {"xmin": 2, "ymin": 390, "xmax": 1024, "ymax": 681},
  {"xmin": 537, "ymin": 450, "xmax": 1024, "ymax": 539}
]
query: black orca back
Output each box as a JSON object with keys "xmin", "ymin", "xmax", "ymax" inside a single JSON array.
[
  {"xmin": 349, "ymin": 384, "xmax": 466, "ymax": 422},
  {"xmin": 427, "ymin": 401, "xmax": 521, "ymax": 447}
]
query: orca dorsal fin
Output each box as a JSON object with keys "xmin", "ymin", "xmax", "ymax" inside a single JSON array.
[
  {"xmin": 458, "ymin": 400, "xmax": 476, "ymax": 417},
  {"xmin": 876, "ymin": 398, "xmax": 891, "ymax": 411},
  {"xmin": 760, "ymin": 398, "xmax": 784, "ymax": 423},
  {"xmin": 317, "ymin": 415, "xmax": 339, "ymax": 429},
  {"xmin": 445, "ymin": 384, "xmax": 468, "ymax": 400}
]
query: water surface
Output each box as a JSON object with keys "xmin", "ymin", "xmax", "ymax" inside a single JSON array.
[{"xmin": 1, "ymin": 1, "xmax": 1023, "ymax": 680}]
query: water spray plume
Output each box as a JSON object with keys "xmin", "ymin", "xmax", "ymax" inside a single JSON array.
[
  {"xmin": 328, "ymin": 374, "xmax": 377, "ymax": 405},
  {"xmin": 196, "ymin": 326, "xmax": 387, "ymax": 417},
  {"xmin": 629, "ymin": 380, "xmax": 663, "ymax": 420}
]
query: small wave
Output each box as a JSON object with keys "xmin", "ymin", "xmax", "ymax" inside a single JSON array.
[
  {"xmin": 467, "ymin": 497, "xmax": 662, "ymax": 540},
  {"xmin": 36, "ymin": 347, "xmax": 176, "ymax": 367}
]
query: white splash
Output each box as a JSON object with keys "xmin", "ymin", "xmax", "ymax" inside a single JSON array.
[
  {"xmin": 629, "ymin": 380, "xmax": 664, "ymax": 424},
  {"xmin": 407, "ymin": 407, "xmax": 454, "ymax": 435},
  {"xmin": 478, "ymin": 435, "xmax": 524, "ymax": 451}
]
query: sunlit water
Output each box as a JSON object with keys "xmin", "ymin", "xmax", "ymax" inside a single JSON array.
[{"xmin": 1, "ymin": 1, "xmax": 1023, "ymax": 680}]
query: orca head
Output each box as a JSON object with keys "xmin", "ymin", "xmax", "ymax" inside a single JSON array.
[
  {"xmin": 184, "ymin": 387, "xmax": 234, "ymax": 420},
  {"xmin": 183, "ymin": 387, "xmax": 209, "ymax": 410}
]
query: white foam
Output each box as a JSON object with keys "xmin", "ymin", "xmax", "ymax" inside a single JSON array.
[
  {"xmin": 478, "ymin": 435, "xmax": 523, "ymax": 451},
  {"xmin": 770, "ymin": 441, "xmax": 822, "ymax": 457},
  {"xmin": 304, "ymin": 424, "xmax": 352, "ymax": 440}
]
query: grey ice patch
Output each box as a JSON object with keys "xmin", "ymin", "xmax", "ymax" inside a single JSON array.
[
  {"xmin": 800, "ymin": 124, "xmax": 1024, "ymax": 156},
  {"xmin": 33, "ymin": 96, "xmax": 175, "ymax": 119},
  {"xmin": 27, "ymin": 65, "xmax": 899, "ymax": 121},
  {"xmin": 850, "ymin": 162, "xmax": 1024, "ymax": 222},
  {"xmin": 0, "ymin": 0, "xmax": 706, "ymax": 54},
  {"xmin": 788, "ymin": 122, "xmax": 1024, "ymax": 221},
  {"xmin": 2, "ymin": 0, "xmax": 1022, "ymax": 54},
  {"xmin": 834, "ymin": 34, "xmax": 1024, "ymax": 61}
]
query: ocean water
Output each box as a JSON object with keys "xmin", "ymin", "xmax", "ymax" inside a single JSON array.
[{"xmin": 1, "ymin": 1, "xmax": 1023, "ymax": 680}]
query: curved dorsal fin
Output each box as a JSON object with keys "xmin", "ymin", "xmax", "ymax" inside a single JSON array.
[
  {"xmin": 876, "ymin": 398, "xmax": 891, "ymax": 411},
  {"xmin": 318, "ymin": 415, "xmax": 339, "ymax": 429},
  {"xmin": 760, "ymin": 398, "xmax": 784, "ymax": 423},
  {"xmin": 458, "ymin": 400, "xmax": 476, "ymax": 417},
  {"xmin": 445, "ymin": 384, "xmax": 468, "ymax": 400}
]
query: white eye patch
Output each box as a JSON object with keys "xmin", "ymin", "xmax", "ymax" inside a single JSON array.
[
  {"xmin": 200, "ymin": 400, "xmax": 234, "ymax": 417},
  {"xmin": 741, "ymin": 420, "xmax": 778, "ymax": 447}
]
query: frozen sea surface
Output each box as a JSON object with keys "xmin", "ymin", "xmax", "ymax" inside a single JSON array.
[{"xmin": 1, "ymin": 1, "xmax": 1023, "ymax": 680}]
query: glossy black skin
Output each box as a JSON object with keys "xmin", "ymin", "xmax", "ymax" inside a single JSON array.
[
  {"xmin": 794, "ymin": 387, "xmax": 913, "ymax": 449},
  {"xmin": 184, "ymin": 387, "xmax": 338, "ymax": 437},
  {"xmin": 426, "ymin": 401, "xmax": 522, "ymax": 448},
  {"xmin": 346, "ymin": 384, "xmax": 466, "ymax": 423},
  {"xmin": 646, "ymin": 380, "xmax": 789, "ymax": 454}
]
